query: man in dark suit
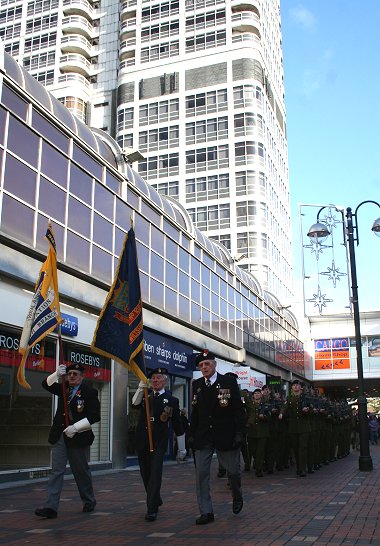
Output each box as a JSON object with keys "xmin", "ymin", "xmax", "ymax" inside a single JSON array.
[
  {"xmin": 188, "ymin": 351, "xmax": 246, "ymax": 525},
  {"xmin": 35, "ymin": 363, "xmax": 101, "ymax": 518},
  {"xmin": 132, "ymin": 367, "xmax": 185, "ymax": 522}
]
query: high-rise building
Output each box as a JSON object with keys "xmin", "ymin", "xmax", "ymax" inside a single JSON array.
[{"xmin": 0, "ymin": 0, "xmax": 293, "ymax": 301}]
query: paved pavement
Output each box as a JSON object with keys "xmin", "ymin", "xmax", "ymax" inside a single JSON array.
[{"xmin": 1, "ymin": 446, "xmax": 380, "ymax": 546}]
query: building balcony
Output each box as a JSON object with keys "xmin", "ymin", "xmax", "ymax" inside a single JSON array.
[
  {"xmin": 62, "ymin": 16, "xmax": 97, "ymax": 38},
  {"xmin": 231, "ymin": 0, "xmax": 261, "ymax": 16},
  {"xmin": 61, "ymin": 34, "xmax": 93, "ymax": 58},
  {"xmin": 120, "ymin": 2, "xmax": 136, "ymax": 23},
  {"xmin": 63, "ymin": 0, "xmax": 96, "ymax": 20},
  {"xmin": 119, "ymin": 25, "xmax": 136, "ymax": 42},
  {"xmin": 119, "ymin": 58, "xmax": 136, "ymax": 72},
  {"xmin": 58, "ymin": 73, "xmax": 91, "ymax": 89},
  {"xmin": 59, "ymin": 53, "xmax": 93, "ymax": 77},
  {"xmin": 119, "ymin": 39, "xmax": 136, "ymax": 61},
  {"xmin": 231, "ymin": 11, "xmax": 261, "ymax": 36}
]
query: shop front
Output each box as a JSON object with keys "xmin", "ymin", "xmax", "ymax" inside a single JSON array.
[{"xmin": 0, "ymin": 324, "xmax": 111, "ymax": 473}]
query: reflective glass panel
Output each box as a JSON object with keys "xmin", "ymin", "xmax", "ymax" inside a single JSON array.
[
  {"xmin": 94, "ymin": 182, "xmax": 114, "ymax": 220},
  {"xmin": 32, "ymin": 110, "xmax": 69, "ymax": 153},
  {"xmin": 8, "ymin": 116, "xmax": 39, "ymax": 168},
  {"xmin": 179, "ymin": 295, "xmax": 190, "ymax": 322},
  {"xmin": 38, "ymin": 177, "xmax": 66, "ymax": 223},
  {"xmin": 66, "ymin": 230, "xmax": 90, "ymax": 272},
  {"xmin": 1, "ymin": 194, "xmax": 34, "ymax": 244},
  {"xmin": 93, "ymin": 213, "xmax": 113, "ymax": 250},
  {"xmin": 69, "ymin": 164, "xmax": 93, "ymax": 204},
  {"xmin": 4, "ymin": 154, "xmax": 36, "ymax": 205},
  {"xmin": 165, "ymin": 287, "xmax": 177, "ymax": 315},
  {"xmin": 41, "ymin": 141, "xmax": 68, "ymax": 188},
  {"xmin": 151, "ymin": 251, "xmax": 164, "ymax": 281},
  {"xmin": 136, "ymin": 242, "xmax": 149, "ymax": 274},
  {"xmin": 150, "ymin": 278, "xmax": 164, "ymax": 308},
  {"xmin": 2, "ymin": 84, "xmax": 28, "ymax": 120},
  {"xmin": 36, "ymin": 214, "xmax": 64, "ymax": 260},
  {"xmin": 68, "ymin": 196, "xmax": 91, "ymax": 238},
  {"xmin": 151, "ymin": 225, "xmax": 164, "ymax": 256},
  {"xmin": 92, "ymin": 246, "xmax": 112, "ymax": 282},
  {"xmin": 115, "ymin": 198, "xmax": 130, "ymax": 229},
  {"xmin": 165, "ymin": 262, "xmax": 177, "ymax": 290}
]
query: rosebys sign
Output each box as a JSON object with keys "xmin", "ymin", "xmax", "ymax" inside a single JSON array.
[{"xmin": 143, "ymin": 329, "xmax": 193, "ymax": 377}]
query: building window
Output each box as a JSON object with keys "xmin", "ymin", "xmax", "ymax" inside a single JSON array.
[
  {"xmin": 185, "ymin": 29, "xmax": 226, "ymax": 53},
  {"xmin": 186, "ymin": 173, "xmax": 229, "ymax": 202},
  {"xmin": 236, "ymin": 201, "xmax": 257, "ymax": 227},
  {"xmin": 186, "ymin": 89, "xmax": 227, "ymax": 117},
  {"xmin": 186, "ymin": 144, "xmax": 228, "ymax": 173},
  {"xmin": 117, "ymin": 107, "xmax": 134, "ymax": 131},
  {"xmin": 186, "ymin": 116, "xmax": 228, "ymax": 144}
]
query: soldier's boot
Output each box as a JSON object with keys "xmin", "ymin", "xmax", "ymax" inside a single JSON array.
[{"xmin": 228, "ymin": 474, "xmax": 243, "ymax": 514}]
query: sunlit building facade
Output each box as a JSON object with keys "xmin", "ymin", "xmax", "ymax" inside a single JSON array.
[{"xmin": 0, "ymin": 0, "xmax": 293, "ymax": 302}]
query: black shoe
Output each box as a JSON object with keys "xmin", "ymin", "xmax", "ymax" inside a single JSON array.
[
  {"xmin": 299, "ymin": 472, "xmax": 306, "ymax": 477},
  {"xmin": 196, "ymin": 513, "xmax": 214, "ymax": 525},
  {"xmin": 158, "ymin": 497, "xmax": 163, "ymax": 507},
  {"xmin": 35, "ymin": 507, "xmax": 57, "ymax": 519},
  {"xmin": 217, "ymin": 470, "xmax": 226, "ymax": 477},
  {"xmin": 256, "ymin": 471, "xmax": 263, "ymax": 477},
  {"xmin": 232, "ymin": 499, "xmax": 243, "ymax": 514},
  {"xmin": 145, "ymin": 512, "xmax": 157, "ymax": 522},
  {"xmin": 82, "ymin": 504, "xmax": 96, "ymax": 513}
]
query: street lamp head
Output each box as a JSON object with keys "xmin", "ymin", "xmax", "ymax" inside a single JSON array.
[
  {"xmin": 307, "ymin": 222, "xmax": 331, "ymax": 243},
  {"xmin": 371, "ymin": 217, "xmax": 380, "ymax": 237}
]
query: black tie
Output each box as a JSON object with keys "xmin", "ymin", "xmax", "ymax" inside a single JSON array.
[{"xmin": 206, "ymin": 380, "xmax": 211, "ymax": 387}]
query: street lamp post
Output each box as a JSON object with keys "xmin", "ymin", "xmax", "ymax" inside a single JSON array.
[{"xmin": 307, "ymin": 200, "xmax": 380, "ymax": 472}]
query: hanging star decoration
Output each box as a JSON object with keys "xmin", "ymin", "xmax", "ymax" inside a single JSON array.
[
  {"xmin": 320, "ymin": 209, "xmax": 341, "ymax": 232},
  {"xmin": 304, "ymin": 239, "xmax": 332, "ymax": 261},
  {"xmin": 306, "ymin": 286, "xmax": 334, "ymax": 314},
  {"xmin": 320, "ymin": 260, "xmax": 347, "ymax": 288}
]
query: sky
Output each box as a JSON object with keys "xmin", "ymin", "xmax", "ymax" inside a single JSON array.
[{"xmin": 281, "ymin": 0, "xmax": 380, "ymax": 314}]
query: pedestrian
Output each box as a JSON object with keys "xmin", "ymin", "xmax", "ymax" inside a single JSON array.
[
  {"xmin": 368, "ymin": 414, "xmax": 379, "ymax": 445},
  {"xmin": 188, "ymin": 351, "xmax": 246, "ymax": 525},
  {"xmin": 132, "ymin": 367, "xmax": 185, "ymax": 522},
  {"xmin": 35, "ymin": 363, "xmax": 101, "ymax": 519}
]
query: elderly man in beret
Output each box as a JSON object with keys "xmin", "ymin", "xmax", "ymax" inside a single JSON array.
[
  {"xmin": 188, "ymin": 351, "xmax": 246, "ymax": 525},
  {"xmin": 35, "ymin": 363, "xmax": 101, "ymax": 519},
  {"xmin": 132, "ymin": 367, "xmax": 185, "ymax": 522}
]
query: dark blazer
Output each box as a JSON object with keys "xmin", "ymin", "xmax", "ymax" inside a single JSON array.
[
  {"xmin": 134, "ymin": 390, "xmax": 183, "ymax": 451},
  {"xmin": 42, "ymin": 379, "xmax": 101, "ymax": 448},
  {"xmin": 189, "ymin": 372, "xmax": 246, "ymax": 451}
]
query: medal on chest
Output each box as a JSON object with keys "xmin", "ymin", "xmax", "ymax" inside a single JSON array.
[{"xmin": 218, "ymin": 386, "xmax": 231, "ymax": 407}]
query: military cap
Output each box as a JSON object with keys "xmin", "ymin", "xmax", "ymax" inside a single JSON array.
[
  {"xmin": 148, "ymin": 367, "xmax": 168, "ymax": 378},
  {"xmin": 66, "ymin": 363, "xmax": 84, "ymax": 373},
  {"xmin": 194, "ymin": 350, "xmax": 216, "ymax": 366}
]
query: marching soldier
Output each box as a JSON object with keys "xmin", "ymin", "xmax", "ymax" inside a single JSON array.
[
  {"xmin": 246, "ymin": 388, "xmax": 270, "ymax": 477},
  {"xmin": 132, "ymin": 367, "xmax": 185, "ymax": 522},
  {"xmin": 279, "ymin": 379, "xmax": 311, "ymax": 477},
  {"xmin": 188, "ymin": 351, "xmax": 246, "ymax": 524}
]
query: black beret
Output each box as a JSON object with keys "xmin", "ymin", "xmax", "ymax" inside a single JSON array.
[
  {"xmin": 225, "ymin": 371, "xmax": 238, "ymax": 379},
  {"xmin": 194, "ymin": 350, "xmax": 216, "ymax": 366},
  {"xmin": 253, "ymin": 388, "xmax": 262, "ymax": 393},
  {"xmin": 262, "ymin": 384, "xmax": 269, "ymax": 389},
  {"xmin": 291, "ymin": 379, "xmax": 301, "ymax": 386},
  {"xmin": 148, "ymin": 367, "xmax": 168, "ymax": 378},
  {"xmin": 67, "ymin": 363, "xmax": 84, "ymax": 373}
]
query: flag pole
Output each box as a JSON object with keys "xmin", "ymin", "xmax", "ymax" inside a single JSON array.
[
  {"xmin": 143, "ymin": 386, "xmax": 154, "ymax": 453},
  {"xmin": 57, "ymin": 325, "xmax": 69, "ymax": 427}
]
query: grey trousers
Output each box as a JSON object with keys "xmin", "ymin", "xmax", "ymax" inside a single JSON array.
[
  {"xmin": 194, "ymin": 446, "xmax": 242, "ymax": 515},
  {"xmin": 45, "ymin": 435, "xmax": 96, "ymax": 511}
]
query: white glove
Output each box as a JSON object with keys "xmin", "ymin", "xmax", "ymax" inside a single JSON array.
[
  {"xmin": 57, "ymin": 364, "xmax": 67, "ymax": 377},
  {"xmin": 63, "ymin": 425, "xmax": 77, "ymax": 438},
  {"xmin": 46, "ymin": 365, "xmax": 67, "ymax": 386},
  {"xmin": 132, "ymin": 381, "xmax": 149, "ymax": 405},
  {"xmin": 72, "ymin": 417, "xmax": 92, "ymax": 432},
  {"xmin": 63, "ymin": 418, "xmax": 92, "ymax": 438}
]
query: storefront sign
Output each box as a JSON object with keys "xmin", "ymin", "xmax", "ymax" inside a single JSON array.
[
  {"xmin": 143, "ymin": 329, "xmax": 194, "ymax": 377},
  {"xmin": 60, "ymin": 314, "xmax": 78, "ymax": 337},
  {"xmin": 314, "ymin": 338, "xmax": 350, "ymax": 370}
]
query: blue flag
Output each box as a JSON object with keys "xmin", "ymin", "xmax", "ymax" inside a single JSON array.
[{"xmin": 91, "ymin": 226, "xmax": 147, "ymax": 382}]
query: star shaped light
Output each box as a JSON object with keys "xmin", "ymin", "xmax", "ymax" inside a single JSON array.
[
  {"xmin": 320, "ymin": 260, "xmax": 347, "ymax": 288},
  {"xmin": 306, "ymin": 286, "xmax": 334, "ymax": 314}
]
